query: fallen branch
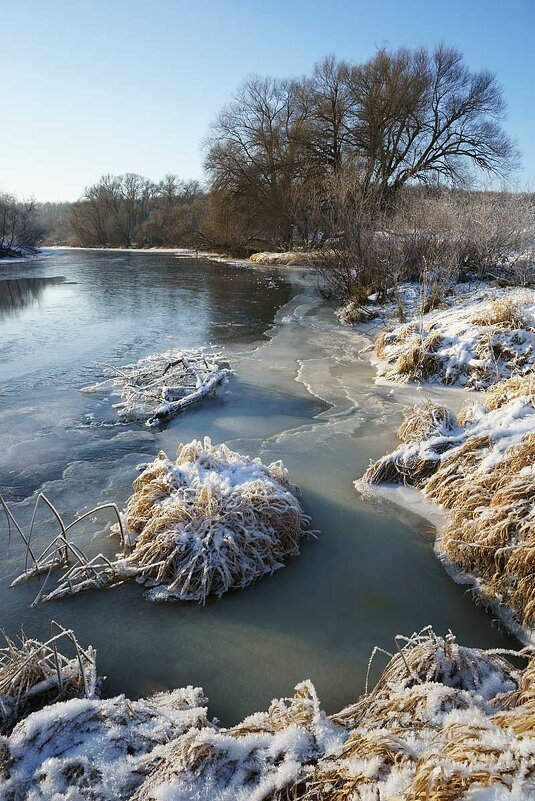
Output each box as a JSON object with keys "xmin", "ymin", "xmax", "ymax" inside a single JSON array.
[{"xmin": 82, "ymin": 347, "xmax": 232, "ymax": 427}]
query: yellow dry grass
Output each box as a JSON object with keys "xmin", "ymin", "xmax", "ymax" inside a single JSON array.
[
  {"xmin": 374, "ymin": 290, "xmax": 535, "ymax": 388},
  {"xmin": 131, "ymin": 630, "xmax": 535, "ymax": 800},
  {"xmin": 362, "ymin": 371, "xmax": 535, "ymax": 632},
  {"xmin": 120, "ymin": 438, "xmax": 309, "ymax": 602}
]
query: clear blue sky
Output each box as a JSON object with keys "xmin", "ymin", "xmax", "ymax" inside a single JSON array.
[{"xmin": 1, "ymin": 0, "xmax": 534, "ymax": 201}]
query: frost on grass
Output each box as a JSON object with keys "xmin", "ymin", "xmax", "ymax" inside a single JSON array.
[
  {"xmin": 335, "ymin": 298, "xmax": 377, "ymax": 326},
  {"xmin": 0, "ymin": 623, "xmax": 96, "ymax": 736},
  {"xmin": 9, "ymin": 438, "xmax": 310, "ymax": 604},
  {"xmin": 0, "ymin": 686, "xmax": 209, "ymax": 801},
  {"xmin": 1, "ymin": 628, "xmax": 534, "ymax": 800},
  {"xmin": 82, "ymin": 347, "xmax": 231, "ymax": 427},
  {"xmin": 375, "ymin": 289, "xmax": 535, "ymax": 388},
  {"xmin": 360, "ymin": 371, "xmax": 535, "ymax": 637}
]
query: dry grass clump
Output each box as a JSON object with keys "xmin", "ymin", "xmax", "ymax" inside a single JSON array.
[
  {"xmin": 375, "ymin": 327, "xmax": 444, "ymax": 383},
  {"xmin": 336, "ymin": 298, "xmax": 377, "ymax": 325},
  {"xmin": 374, "ymin": 289, "xmax": 535, "ymax": 389},
  {"xmin": 361, "ymin": 372, "xmax": 535, "ymax": 635},
  {"xmin": 362, "ymin": 401, "xmax": 459, "ymax": 486},
  {"xmin": 282, "ymin": 629, "xmax": 534, "ymax": 801},
  {"xmin": 7, "ymin": 438, "xmax": 310, "ymax": 605},
  {"xmin": 133, "ymin": 630, "xmax": 535, "ymax": 800},
  {"xmin": 486, "ymin": 371, "xmax": 535, "ymax": 409},
  {"xmin": 471, "ymin": 292, "xmax": 532, "ymax": 329},
  {"xmin": 0, "ymin": 623, "xmax": 96, "ymax": 735},
  {"xmin": 1, "ymin": 627, "xmax": 534, "ymax": 800},
  {"xmin": 249, "ymin": 251, "xmax": 312, "ymax": 266},
  {"xmin": 397, "ymin": 400, "xmax": 457, "ymax": 444},
  {"xmin": 132, "ymin": 680, "xmax": 335, "ymax": 801}
]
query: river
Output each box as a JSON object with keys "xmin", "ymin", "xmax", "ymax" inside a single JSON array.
[{"xmin": 0, "ymin": 249, "xmax": 517, "ymax": 724}]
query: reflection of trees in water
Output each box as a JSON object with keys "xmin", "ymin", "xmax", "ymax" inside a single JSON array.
[{"xmin": 0, "ymin": 276, "xmax": 66, "ymax": 320}]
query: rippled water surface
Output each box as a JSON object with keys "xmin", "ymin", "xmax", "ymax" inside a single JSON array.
[{"xmin": 0, "ymin": 249, "xmax": 518, "ymax": 724}]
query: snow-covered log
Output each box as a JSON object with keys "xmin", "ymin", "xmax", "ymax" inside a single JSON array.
[{"xmin": 82, "ymin": 348, "xmax": 232, "ymax": 427}]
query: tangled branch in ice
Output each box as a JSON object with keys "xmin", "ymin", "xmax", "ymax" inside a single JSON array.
[
  {"xmin": 82, "ymin": 347, "xmax": 232, "ymax": 427},
  {"xmin": 7, "ymin": 438, "xmax": 310, "ymax": 604},
  {"xmin": 375, "ymin": 289, "xmax": 535, "ymax": 388},
  {"xmin": 360, "ymin": 370, "xmax": 535, "ymax": 637},
  {"xmin": 0, "ymin": 622, "xmax": 96, "ymax": 735},
  {"xmin": 1, "ymin": 627, "xmax": 534, "ymax": 800}
]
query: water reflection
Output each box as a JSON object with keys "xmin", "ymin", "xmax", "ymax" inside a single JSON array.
[{"xmin": 0, "ymin": 276, "xmax": 66, "ymax": 320}]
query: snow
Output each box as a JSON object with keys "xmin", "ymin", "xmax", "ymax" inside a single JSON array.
[{"xmin": 374, "ymin": 287, "xmax": 535, "ymax": 389}]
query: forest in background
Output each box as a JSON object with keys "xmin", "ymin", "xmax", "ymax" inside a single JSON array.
[{"xmin": 2, "ymin": 43, "xmax": 535, "ymax": 303}]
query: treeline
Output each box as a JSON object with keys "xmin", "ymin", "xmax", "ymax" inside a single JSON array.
[
  {"xmin": 67, "ymin": 174, "xmax": 206, "ymax": 248},
  {"xmin": 203, "ymin": 43, "xmax": 517, "ymax": 254},
  {"xmin": 52, "ymin": 44, "xmax": 520, "ymax": 257},
  {"xmin": 6, "ymin": 42, "xmax": 534, "ymax": 301}
]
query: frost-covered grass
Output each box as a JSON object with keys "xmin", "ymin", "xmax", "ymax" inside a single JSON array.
[
  {"xmin": 9, "ymin": 438, "xmax": 310, "ymax": 604},
  {"xmin": 1, "ymin": 627, "xmax": 533, "ymax": 800},
  {"xmin": 374, "ymin": 289, "xmax": 535, "ymax": 388},
  {"xmin": 82, "ymin": 348, "xmax": 231, "ymax": 427},
  {"xmin": 335, "ymin": 298, "xmax": 378, "ymax": 325},
  {"xmin": 360, "ymin": 371, "xmax": 535, "ymax": 638},
  {"xmin": 0, "ymin": 624, "xmax": 96, "ymax": 736}
]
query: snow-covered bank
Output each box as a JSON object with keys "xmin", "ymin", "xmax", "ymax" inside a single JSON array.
[
  {"xmin": 374, "ymin": 288, "xmax": 535, "ymax": 388},
  {"xmin": 9, "ymin": 438, "xmax": 310, "ymax": 604},
  {"xmin": 360, "ymin": 372, "xmax": 535, "ymax": 642},
  {"xmin": 1, "ymin": 627, "xmax": 533, "ymax": 800},
  {"xmin": 0, "ymin": 246, "xmax": 42, "ymax": 264}
]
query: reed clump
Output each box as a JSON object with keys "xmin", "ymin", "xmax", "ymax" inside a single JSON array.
[
  {"xmin": 7, "ymin": 438, "xmax": 310, "ymax": 605},
  {"xmin": 361, "ymin": 372, "xmax": 535, "ymax": 635},
  {"xmin": 0, "ymin": 623, "xmax": 96, "ymax": 735},
  {"xmin": 336, "ymin": 298, "xmax": 377, "ymax": 325}
]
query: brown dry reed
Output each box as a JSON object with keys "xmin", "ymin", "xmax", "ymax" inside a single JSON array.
[
  {"xmin": 6, "ymin": 438, "xmax": 310, "ymax": 605},
  {"xmin": 0, "ymin": 622, "xmax": 96, "ymax": 735},
  {"xmin": 362, "ymin": 372, "xmax": 535, "ymax": 633}
]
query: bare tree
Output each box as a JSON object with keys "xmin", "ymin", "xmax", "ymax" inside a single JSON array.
[{"xmin": 345, "ymin": 44, "xmax": 518, "ymax": 200}]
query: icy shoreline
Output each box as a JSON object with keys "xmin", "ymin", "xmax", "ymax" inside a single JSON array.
[{"xmin": 1, "ymin": 627, "xmax": 533, "ymax": 799}]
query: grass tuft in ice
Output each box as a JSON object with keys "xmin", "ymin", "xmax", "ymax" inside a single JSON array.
[
  {"xmin": 0, "ymin": 622, "xmax": 96, "ymax": 735},
  {"xmin": 360, "ymin": 372, "xmax": 535, "ymax": 635},
  {"xmin": 82, "ymin": 347, "xmax": 231, "ymax": 427},
  {"xmin": 6, "ymin": 438, "xmax": 310, "ymax": 605}
]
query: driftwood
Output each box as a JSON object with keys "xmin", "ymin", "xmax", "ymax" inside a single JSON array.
[{"xmin": 82, "ymin": 347, "xmax": 232, "ymax": 427}]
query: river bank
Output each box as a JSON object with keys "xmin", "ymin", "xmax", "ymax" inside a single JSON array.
[{"xmin": 0, "ymin": 249, "xmax": 517, "ymax": 726}]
